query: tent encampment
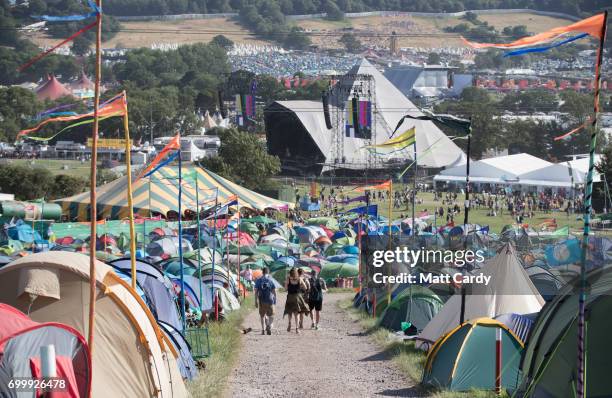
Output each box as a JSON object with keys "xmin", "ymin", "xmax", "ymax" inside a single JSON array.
[
  {"xmin": 422, "ymin": 318, "xmax": 524, "ymax": 391},
  {"xmin": 417, "ymin": 244, "xmax": 544, "ymax": 349},
  {"xmin": 0, "ymin": 252, "xmax": 187, "ymax": 397}
]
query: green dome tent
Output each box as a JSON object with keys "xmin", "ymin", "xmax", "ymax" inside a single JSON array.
[
  {"xmin": 319, "ymin": 262, "xmax": 358, "ymax": 284},
  {"xmin": 377, "ymin": 286, "xmax": 444, "ymax": 332},
  {"xmin": 515, "ymin": 267, "xmax": 612, "ymax": 398},
  {"xmin": 423, "ymin": 318, "xmax": 524, "ymax": 392}
]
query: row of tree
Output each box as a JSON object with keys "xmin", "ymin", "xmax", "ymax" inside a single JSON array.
[
  {"xmin": 434, "ymin": 87, "xmax": 612, "ymax": 161},
  {"xmin": 99, "ymin": 0, "xmax": 604, "ymax": 17}
]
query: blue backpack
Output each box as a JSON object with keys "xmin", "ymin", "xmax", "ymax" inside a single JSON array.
[{"xmin": 257, "ymin": 277, "xmax": 275, "ymax": 304}]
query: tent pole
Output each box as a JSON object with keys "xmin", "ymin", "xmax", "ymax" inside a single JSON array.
[
  {"xmin": 123, "ymin": 91, "xmax": 137, "ymax": 290},
  {"xmin": 577, "ymin": 11, "xmax": 608, "ymax": 398},
  {"xmin": 87, "ymin": 0, "xmax": 102, "ymax": 354}
]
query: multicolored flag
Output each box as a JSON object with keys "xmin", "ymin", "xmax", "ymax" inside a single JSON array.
[
  {"xmin": 138, "ymin": 134, "xmax": 181, "ymax": 179},
  {"xmin": 463, "ymin": 13, "xmax": 605, "ymax": 56},
  {"xmin": 365, "ymin": 127, "xmax": 415, "ymax": 152},
  {"xmin": 18, "ymin": 92, "xmax": 127, "ymax": 138}
]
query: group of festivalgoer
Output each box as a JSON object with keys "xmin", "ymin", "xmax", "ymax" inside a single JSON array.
[{"xmin": 254, "ymin": 266, "xmax": 328, "ymax": 335}]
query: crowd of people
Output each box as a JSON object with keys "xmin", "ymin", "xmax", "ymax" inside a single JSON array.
[
  {"xmin": 254, "ymin": 266, "xmax": 328, "ymax": 335},
  {"xmin": 229, "ymin": 48, "xmax": 357, "ymax": 77}
]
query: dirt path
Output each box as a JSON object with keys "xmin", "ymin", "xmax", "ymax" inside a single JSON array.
[{"xmin": 225, "ymin": 292, "xmax": 421, "ymax": 397}]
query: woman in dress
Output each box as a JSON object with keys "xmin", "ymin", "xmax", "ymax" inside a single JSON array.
[{"xmin": 284, "ymin": 268, "xmax": 309, "ymax": 334}]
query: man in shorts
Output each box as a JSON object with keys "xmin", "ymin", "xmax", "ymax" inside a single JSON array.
[
  {"xmin": 254, "ymin": 267, "xmax": 276, "ymax": 335},
  {"xmin": 308, "ymin": 270, "xmax": 327, "ymax": 330}
]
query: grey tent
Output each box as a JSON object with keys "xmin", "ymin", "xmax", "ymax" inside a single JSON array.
[
  {"xmin": 110, "ymin": 258, "xmax": 183, "ymax": 332},
  {"xmin": 158, "ymin": 321, "xmax": 198, "ymax": 380}
]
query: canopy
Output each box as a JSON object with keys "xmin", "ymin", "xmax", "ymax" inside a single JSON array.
[
  {"xmin": 36, "ymin": 75, "xmax": 73, "ymax": 101},
  {"xmin": 56, "ymin": 165, "xmax": 293, "ymax": 221}
]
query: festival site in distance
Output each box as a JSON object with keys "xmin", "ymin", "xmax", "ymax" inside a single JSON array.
[{"xmin": 0, "ymin": 2, "xmax": 610, "ymax": 398}]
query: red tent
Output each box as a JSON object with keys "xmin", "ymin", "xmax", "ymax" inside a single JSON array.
[
  {"xmin": 36, "ymin": 75, "xmax": 73, "ymax": 101},
  {"xmin": 70, "ymin": 71, "xmax": 94, "ymax": 91},
  {"xmin": 0, "ymin": 304, "xmax": 91, "ymax": 397}
]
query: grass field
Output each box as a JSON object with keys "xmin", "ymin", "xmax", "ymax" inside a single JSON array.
[
  {"xmin": 2, "ymin": 159, "xmax": 92, "ymax": 179},
  {"xmin": 187, "ymin": 296, "xmax": 253, "ymax": 397},
  {"xmin": 26, "ymin": 17, "xmax": 267, "ymax": 49},
  {"xmin": 291, "ymin": 184, "xmax": 589, "ymax": 235},
  {"xmin": 339, "ymin": 298, "xmax": 510, "ymax": 398},
  {"xmin": 25, "ymin": 11, "xmax": 571, "ymax": 50},
  {"xmin": 297, "ymin": 12, "xmax": 571, "ymax": 49}
]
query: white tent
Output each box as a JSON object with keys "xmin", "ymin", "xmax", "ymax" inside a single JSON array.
[
  {"xmin": 435, "ymin": 153, "xmax": 601, "ymax": 189},
  {"xmin": 265, "ymin": 59, "xmax": 466, "ymax": 173},
  {"xmin": 434, "ymin": 153, "xmax": 553, "ymax": 187},
  {"xmin": 417, "ymin": 244, "xmax": 544, "ymax": 349},
  {"xmin": 519, "ymin": 156, "xmax": 601, "ymax": 187}
]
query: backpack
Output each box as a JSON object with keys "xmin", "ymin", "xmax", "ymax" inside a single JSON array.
[
  {"xmin": 309, "ymin": 277, "xmax": 323, "ymax": 302},
  {"xmin": 257, "ymin": 276, "xmax": 275, "ymax": 304}
]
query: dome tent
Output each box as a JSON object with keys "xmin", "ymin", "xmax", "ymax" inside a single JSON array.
[
  {"xmin": 0, "ymin": 252, "xmax": 187, "ymax": 397},
  {"xmin": 515, "ymin": 267, "xmax": 612, "ymax": 398},
  {"xmin": 422, "ymin": 318, "xmax": 524, "ymax": 392},
  {"xmin": 377, "ymin": 286, "xmax": 444, "ymax": 333},
  {"xmin": 0, "ymin": 304, "xmax": 91, "ymax": 397}
]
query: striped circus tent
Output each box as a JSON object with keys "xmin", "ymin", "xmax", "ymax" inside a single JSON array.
[{"xmin": 56, "ymin": 166, "xmax": 293, "ymax": 221}]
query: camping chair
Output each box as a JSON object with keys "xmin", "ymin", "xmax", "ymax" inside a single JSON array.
[{"xmin": 184, "ymin": 326, "xmax": 211, "ymax": 360}]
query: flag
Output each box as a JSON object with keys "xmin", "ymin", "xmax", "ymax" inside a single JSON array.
[
  {"xmin": 340, "ymin": 195, "xmax": 366, "ymax": 204},
  {"xmin": 347, "ymin": 204, "xmax": 378, "ymax": 217},
  {"xmin": 34, "ymin": 0, "xmax": 100, "ymax": 21},
  {"xmin": 18, "ymin": 92, "xmax": 127, "ymax": 138},
  {"xmin": 463, "ymin": 13, "xmax": 605, "ymax": 56},
  {"xmin": 365, "ymin": 127, "xmax": 415, "ymax": 151},
  {"xmin": 138, "ymin": 134, "xmax": 180, "ymax": 179},
  {"xmin": 356, "ymin": 180, "xmax": 391, "ymax": 192}
]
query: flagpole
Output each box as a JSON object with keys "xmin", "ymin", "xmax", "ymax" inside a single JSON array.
[
  {"xmin": 412, "ymin": 141, "xmax": 417, "ymax": 245},
  {"xmin": 387, "ymin": 180, "xmax": 392, "ymax": 305},
  {"xmin": 87, "ymin": 0, "xmax": 102, "ymax": 355},
  {"xmin": 195, "ymin": 170, "xmax": 203, "ymax": 312},
  {"xmin": 177, "ymin": 141, "xmax": 186, "ymax": 330},
  {"xmin": 211, "ymin": 189, "xmax": 219, "ymax": 317},
  {"xmin": 123, "ymin": 91, "xmax": 137, "ymax": 290},
  {"xmin": 577, "ymin": 11, "xmax": 608, "ymax": 398},
  {"xmin": 238, "ymin": 201, "xmax": 243, "ymax": 300}
]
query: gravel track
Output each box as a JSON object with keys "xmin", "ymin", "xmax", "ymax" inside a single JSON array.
[{"xmin": 225, "ymin": 292, "xmax": 421, "ymax": 398}]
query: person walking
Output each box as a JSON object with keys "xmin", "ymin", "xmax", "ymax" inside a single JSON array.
[
  {"xmin": 254, "ymin": 267, "xmax": 276, "ymax": 335},
  {"xmin": 297, "ymin": 268, "xmax": 310, "ymax": 329},
  {"xmin": 284, "ymin": 268, "xmax": 309, "ymax": 334},
  {"xmin": 308, "ymin": 270, "xmax": 327, "ymax": 330}
]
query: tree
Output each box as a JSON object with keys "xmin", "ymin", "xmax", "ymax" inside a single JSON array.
[
  {"xmin": 71, "ymin": 35, "xmax": 91, "ymax": 56},
  {"xmin": 199, "ymin": 128, "xmax": 280, "ymax": 189},
  {"xmin": 51, "ymin": 174, "xmax": 88, "ymax": 198},
  {"xmin": 211, "ymin": 34, "xmax": 234, "ymax": 49},
  {"xmin": 339, "ymin": 33, "xmax": 361, "ymax": 53},
  {"xmin": 426, "ymin": 52, "xmax": 441, "ymax": 65},
  {"xmin": 324, "ymin": 0, "xmax": 344, "ymax": 21},
  {"xmin": 284, "ymin": 27, "xmax": 311, "ymax": 50},
  {"xmin": 0, "ymin": 87, "xmax": 43, "ymax": 141}
]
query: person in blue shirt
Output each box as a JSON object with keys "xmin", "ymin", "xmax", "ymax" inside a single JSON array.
[{"xmin": 254, "ymin": 267, "xmax": 277, "ymax": 335}]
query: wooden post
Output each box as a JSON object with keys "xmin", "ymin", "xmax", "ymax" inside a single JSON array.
[
  {"xmin": 123, "ymin": 92, "xmax": 137, "ymax": 290},
  {"xmin": 87, "ymin": 0, "xmax": 102, "ymax": 355}
]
